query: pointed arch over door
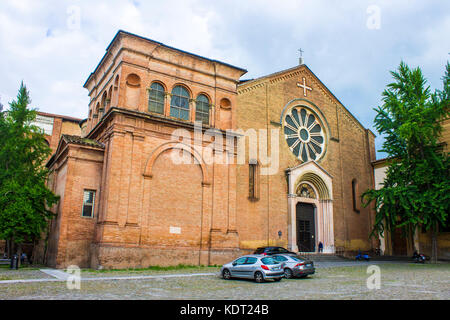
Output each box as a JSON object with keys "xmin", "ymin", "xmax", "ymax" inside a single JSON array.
[{"xmin": 286, "ymin": 161, "xmax": 334, "ymax": 253}]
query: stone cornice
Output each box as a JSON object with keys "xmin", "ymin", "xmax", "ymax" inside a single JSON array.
[{"xmin": 86, "ymin": 106, "xmax": 240, "ymax": 141}]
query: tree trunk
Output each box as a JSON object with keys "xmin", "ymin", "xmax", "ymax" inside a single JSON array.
[
  {"xmin": 9, "ymin": 237, "xmax": 16, "ymax": 269},
  {"xmin": 431, "ymin": 223, "xmax": 438, "ymax": 264},
  {"xmin": 6, "ymin": 239, "xmax": 10, "ymax": 259},
  {"xmin": 10, "ymin": 238, "xmax": 15, "ymax": 260},
  {"xmin": 17, "ymin": 243, "xmax": 22, "ymax": 269}
]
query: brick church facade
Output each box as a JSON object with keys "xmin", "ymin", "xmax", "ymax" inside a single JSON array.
[{"xmin": 35, "ymin": 30, "xmax": 377, "ymax": 269}]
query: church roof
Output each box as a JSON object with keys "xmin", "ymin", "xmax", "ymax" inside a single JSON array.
[
  {"xmin": 46, "ymin": 135, "xmax": 104, "ymax": 169},
  {"xmin": 61, "ymin": 134, "xmax": 105, "ymax": 149},
  {"xmin": 84, "ymin": 30, "xmax": 247, "ymax": 87},
  {"xmin": 37, "ymin": 111, "xmax": 82, "ymax": 123}
]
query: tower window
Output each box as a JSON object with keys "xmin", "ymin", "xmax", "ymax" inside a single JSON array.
[
  {"xmin": 195, "ymin": 94, "xmax": 210, "ymax": 125},
  {"xmin": 170, "ymin": 85, "xmax": 190, "ymax": 120},
  {"xmin": 82, "ymin": 190, "xmax": 96, "ymax": 218},
  {"xmin": 148, "ymin": 82, "xmax": 165, "ymax": 114}
]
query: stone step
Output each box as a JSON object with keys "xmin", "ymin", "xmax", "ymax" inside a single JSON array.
[
  {"xmin": 297, "ymin": 253, "xmax": 348, "ymax": 262},
  {"xmin": 368, "ymin": 255, "xmax": 411, "ymax": 261}
]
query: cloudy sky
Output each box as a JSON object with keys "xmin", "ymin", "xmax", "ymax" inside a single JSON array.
[{"xmin": 0, "ymin": 0, "xmax": 449, "ymax": 157}]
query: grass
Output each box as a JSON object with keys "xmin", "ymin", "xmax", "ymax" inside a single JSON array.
[
  {"xmin": 80, "ymin": 264, "xmax": 221, "ymax": 274},
  {"xmin": 0, "ymin": 264, "xmax": 42, "ymax": 271}
]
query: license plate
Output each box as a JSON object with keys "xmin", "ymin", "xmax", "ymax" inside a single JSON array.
[
  {"xmin": 306, "ymin": 264, "xmax": 312, "ymax": 268},
  {"xmin": 272, "ymin": 267, "xmax": 280, "ymax": 271}
]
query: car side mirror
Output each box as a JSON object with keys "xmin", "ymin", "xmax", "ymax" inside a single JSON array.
[{"xmin": 232, "ymin": 262, "xmax": 237, "ymax": 266}]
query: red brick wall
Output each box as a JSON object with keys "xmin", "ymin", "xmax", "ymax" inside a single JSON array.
[
  {"xmin": 236, "ymin": 65, "xmax": 376, "ymax": 253},
  {"xmin": 48, "ymin": 145, "xmax": 104, "ymax": 268}
]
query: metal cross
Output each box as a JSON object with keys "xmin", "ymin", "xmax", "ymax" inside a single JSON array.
[
  {"xmin": 297, "ymin": 77, "xmax": 312, "ymax": 97},
  {"xmin": 298, "ymin": 48, "xmax": 304, "ymax": 57}
]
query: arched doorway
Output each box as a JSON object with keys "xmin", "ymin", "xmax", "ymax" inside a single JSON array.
[
  {"xmin": 286, "ymin": 161, "xmax": 334, "ymax": 253},
  {"xmin": 296, "ymin": 202, "xmax": 316, "ymax": 252}
]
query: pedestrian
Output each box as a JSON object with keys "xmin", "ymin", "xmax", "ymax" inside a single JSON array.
[
  {"xmin": 318, "ymin": 241, "xmax": 323, "ymax": 253},
  {"xmin": 21, "ymin": 253, "xmax": 27, "ymax": 265}
]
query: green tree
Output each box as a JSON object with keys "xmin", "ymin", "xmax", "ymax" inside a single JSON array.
[
  {"xmin": 0, "ymin": 83, "xmax": 59, "ymax": 268},
  {"xmin": 363, "ymin": 62, "xmax": 450, "ymax": 263}
]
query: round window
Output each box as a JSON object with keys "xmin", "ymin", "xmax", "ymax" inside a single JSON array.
[{"xmin": 283, "ymin": 106, "xmax": 326, "ymax": 162}]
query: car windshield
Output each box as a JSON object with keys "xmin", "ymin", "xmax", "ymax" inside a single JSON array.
[
  {"xmin": 277, "ymin": 248, "xmax": 289, "ymax": 253},
  {"xmin": 261, "ymin": 257, "xmax": 278, "ymax": 265},
  {"xmin": 254, "ymin": 248, "xmax": 264, "ymax": 254}
]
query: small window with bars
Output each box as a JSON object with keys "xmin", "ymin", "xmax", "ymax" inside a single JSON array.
[{"xmin": 82, "ymin": 190, "xmax": 96, "ymax": 218}]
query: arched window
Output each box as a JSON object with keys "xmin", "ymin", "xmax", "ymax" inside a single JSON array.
[
  {"xmin": 148, "ymin": 82, "xmax": 165, "ymax": 114},
  {"xmin": 107, "ymin": 86, "xmax": 113, "ymax": 109},
  {"xmin": 195, "ymin": 94, "xmax": 210, "ymax": 125},
  {"xmin": 352, "ymin": 179, "xmax": 360, "ymax": 213},
  {"xmin": 100, "ymin": 92, "xmax": 107, "ymax": 117},
  {"xmin": 170, "ymin": 85, "xmax": 190, "ymax": 120},
  {"xmin": 94, "ymin": 103, "xmax": 100, "ymax": 120}
]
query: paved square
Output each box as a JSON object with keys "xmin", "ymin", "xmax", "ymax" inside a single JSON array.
[{"xmin": 0, "ymin": 262, "xmax": 448, "ymax": 299}]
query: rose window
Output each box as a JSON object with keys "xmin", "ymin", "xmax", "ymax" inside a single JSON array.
[{"xmin": 283, "ymin": 107, "xmax": 326, "ymax": 162}]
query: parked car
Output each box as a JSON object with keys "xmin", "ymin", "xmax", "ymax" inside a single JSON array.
[
  {"xmin": 253, "ymin": 246, "xmax": 297, "ymax": 256},
  {"xmin": 221, "ymin": 255, "xmax": 284, "ymax": 283},
  {"xmin": 272, "ymin": 254, "xmax": 315, "ymax": 279}
]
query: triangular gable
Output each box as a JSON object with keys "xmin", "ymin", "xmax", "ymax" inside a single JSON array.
[
  {"xmin": 238, "ymin": 64, "xmax": 374, "ymax": 135},
  {"xmin": 286, "ymin": 160, "xmax": 333, "ymax": 179}
]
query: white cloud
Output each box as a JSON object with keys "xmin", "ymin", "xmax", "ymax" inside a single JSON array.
[{"xmin": 0, "ymin": 0, "xmax": 448, "ymax": 158}]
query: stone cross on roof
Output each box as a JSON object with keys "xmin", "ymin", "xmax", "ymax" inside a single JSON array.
[{"xmin": 297, "ymin": 77, "xmax": 312, "ymax": 97}]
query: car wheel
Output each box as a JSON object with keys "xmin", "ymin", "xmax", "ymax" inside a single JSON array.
[
  {"xmin": 254, "ymin": 271, "xmax": 265, "ymax": 283},
  {"xmin": 222, "ymin": 269, "xmax": 231, "ymax": 280},
  {"xmin": 284, "ymin": 268, "xmax": 293, "ymax": 279},
  {"xmin": 299, "ymin": 275, "xmax": 308, "ymax": 279}
]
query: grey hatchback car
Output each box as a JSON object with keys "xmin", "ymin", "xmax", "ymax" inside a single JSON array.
[
  {"xmin": 221, "ymin": 255, "xmax": 284, "ymax": 283},
  {"xmin": 272, "ymin": 254, "xmax": 315, "ymax": 279}
]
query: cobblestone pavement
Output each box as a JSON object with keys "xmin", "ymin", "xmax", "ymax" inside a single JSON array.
[{"xmin": 0, "ymin": 262, "xmax": 448, "ymax": 300}]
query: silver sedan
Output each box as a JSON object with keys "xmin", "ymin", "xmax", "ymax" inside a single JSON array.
[
  {"xmin": 221, "ymin": 255, "xmax": 285, "ymax": 283},
  {"xmin": 272, "ymin": 254, "xmax": 315, "ymax": 279}
]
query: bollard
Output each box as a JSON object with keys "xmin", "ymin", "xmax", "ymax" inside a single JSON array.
[{"xmin": 10, "ymin": 254, "xmax": 18, "ymax": 270}]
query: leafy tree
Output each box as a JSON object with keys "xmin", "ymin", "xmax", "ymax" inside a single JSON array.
[
  {"xmin": 363, "ymin": 62, "xmax": 450, "ymax": 263},
  {"xmin": 0, "ymin": 83, "xmax": 59, "ymax": 268}
]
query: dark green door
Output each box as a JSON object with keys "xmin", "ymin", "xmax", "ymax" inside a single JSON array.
[{"xmin": 296, "ymin": 203, "xmax": 315, "ymax": 252}]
